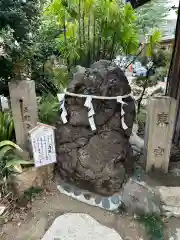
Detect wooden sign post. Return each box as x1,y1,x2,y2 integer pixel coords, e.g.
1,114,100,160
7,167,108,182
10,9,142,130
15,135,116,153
145,96,177,173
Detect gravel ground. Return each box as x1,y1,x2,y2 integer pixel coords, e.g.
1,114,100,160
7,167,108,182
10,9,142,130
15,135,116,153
1,177,180,240
0,180,146,240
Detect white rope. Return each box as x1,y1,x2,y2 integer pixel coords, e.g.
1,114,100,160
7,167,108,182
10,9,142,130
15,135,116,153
64,90,132,100
57,90,132,131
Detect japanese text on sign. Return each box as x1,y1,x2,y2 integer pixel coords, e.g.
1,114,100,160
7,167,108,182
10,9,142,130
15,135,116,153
29,124,56,167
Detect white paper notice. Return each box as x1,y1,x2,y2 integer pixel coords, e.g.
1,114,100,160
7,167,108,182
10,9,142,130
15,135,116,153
29,124,56,168
89,117,96,131
57,93,68,124
117,96,128,130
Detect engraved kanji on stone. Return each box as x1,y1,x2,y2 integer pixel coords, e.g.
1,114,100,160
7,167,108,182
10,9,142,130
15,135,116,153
24,107,28,113
156,112,169,126
24,115,30,121
25,123,31,130
154,147,165,157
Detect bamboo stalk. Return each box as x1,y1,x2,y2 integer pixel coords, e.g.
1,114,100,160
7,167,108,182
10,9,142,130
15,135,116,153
87,14,91,66
102,18,108,58
78,0,82,47
92,15,96,62
82,9,85,45
110,32,116,60
97,21,103,61
63,10,70,72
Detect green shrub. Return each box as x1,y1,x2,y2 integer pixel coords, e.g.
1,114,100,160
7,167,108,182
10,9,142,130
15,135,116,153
0,140,33,180
137,214,164,240
38,94,59,125
0,111,15,141
23,186,43,202
136,107,146,125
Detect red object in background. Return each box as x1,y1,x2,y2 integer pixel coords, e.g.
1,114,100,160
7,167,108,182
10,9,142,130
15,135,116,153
129,64,133,72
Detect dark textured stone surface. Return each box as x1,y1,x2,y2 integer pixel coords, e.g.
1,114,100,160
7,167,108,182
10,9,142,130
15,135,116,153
56,60,135,196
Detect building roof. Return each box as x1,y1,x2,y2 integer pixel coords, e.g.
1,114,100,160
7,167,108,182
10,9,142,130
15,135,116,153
161,35,174,43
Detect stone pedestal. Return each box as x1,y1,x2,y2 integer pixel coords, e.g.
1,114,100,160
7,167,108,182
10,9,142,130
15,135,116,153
10,165,54,197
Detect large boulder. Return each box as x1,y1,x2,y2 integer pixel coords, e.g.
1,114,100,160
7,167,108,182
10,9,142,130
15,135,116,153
56,60,136,196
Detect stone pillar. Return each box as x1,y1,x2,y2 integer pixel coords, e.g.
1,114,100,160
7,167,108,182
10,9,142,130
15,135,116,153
145,96,177,173
8,80,38,152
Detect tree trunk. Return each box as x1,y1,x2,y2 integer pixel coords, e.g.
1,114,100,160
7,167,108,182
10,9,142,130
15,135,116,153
166,1,180,145
137,85,146,114
125,45,145,69
0,97,2,112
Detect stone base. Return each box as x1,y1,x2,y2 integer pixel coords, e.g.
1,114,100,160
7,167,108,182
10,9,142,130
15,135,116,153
9,164,54,197
57,181,122,212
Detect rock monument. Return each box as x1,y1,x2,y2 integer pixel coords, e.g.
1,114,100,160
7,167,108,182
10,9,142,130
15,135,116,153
56,60,135,196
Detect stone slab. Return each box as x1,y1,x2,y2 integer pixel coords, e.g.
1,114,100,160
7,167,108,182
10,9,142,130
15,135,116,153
42,213,123,240
169,229,180,240
157,186,180,217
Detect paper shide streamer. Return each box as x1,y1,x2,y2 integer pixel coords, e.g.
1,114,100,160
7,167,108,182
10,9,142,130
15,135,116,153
84,96,96,131
57,90,131,131
57,92,68,124
117,96,128,130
